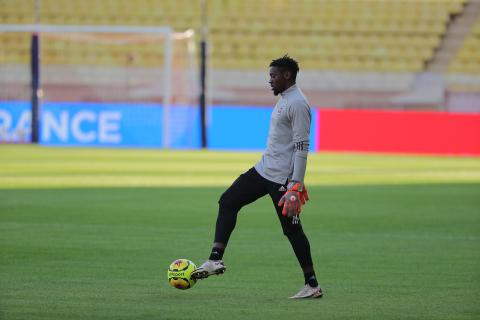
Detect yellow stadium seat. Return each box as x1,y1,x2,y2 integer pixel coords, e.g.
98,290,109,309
0,0,471,72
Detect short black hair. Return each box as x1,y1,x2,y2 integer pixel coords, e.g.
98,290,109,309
269,54,299,81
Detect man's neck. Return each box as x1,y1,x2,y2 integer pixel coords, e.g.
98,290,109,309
280,83,296,96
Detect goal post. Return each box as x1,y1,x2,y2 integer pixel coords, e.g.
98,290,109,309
0,24,198,148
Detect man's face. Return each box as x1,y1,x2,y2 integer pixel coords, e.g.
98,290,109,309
269,66,289,96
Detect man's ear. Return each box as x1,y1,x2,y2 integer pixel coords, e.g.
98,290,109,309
283,70,292,80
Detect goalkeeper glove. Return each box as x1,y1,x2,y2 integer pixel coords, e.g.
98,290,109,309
278,181,309,221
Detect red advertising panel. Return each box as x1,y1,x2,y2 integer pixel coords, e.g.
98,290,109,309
317,109,480,155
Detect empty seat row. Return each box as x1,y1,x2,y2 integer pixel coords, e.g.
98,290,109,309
0,0,472,73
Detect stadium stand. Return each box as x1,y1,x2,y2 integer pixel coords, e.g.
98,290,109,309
449,17,480,73
0,0,468,72
208,0,465,72
1,0,479,110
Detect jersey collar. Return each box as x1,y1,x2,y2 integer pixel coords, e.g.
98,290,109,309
280,84,297,97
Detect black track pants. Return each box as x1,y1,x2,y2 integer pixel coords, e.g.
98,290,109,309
214,167,314,268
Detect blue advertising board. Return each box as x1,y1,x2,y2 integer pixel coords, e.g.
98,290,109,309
40,102,163,147
207,105,317,151
0,101,201,148
1,101,316,150
0,101,31,143
207,105,272,150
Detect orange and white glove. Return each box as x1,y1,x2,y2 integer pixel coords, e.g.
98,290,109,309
278,181,309,224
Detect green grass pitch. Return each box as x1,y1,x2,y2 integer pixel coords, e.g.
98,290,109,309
1,145,479,320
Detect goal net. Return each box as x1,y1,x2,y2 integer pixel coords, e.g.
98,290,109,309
0,24,199,147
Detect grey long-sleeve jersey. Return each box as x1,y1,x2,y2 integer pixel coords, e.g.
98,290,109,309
254,84,311,185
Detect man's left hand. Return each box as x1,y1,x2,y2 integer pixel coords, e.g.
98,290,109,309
278,181,307,219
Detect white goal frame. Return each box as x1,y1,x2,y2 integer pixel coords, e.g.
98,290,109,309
0,24,195,148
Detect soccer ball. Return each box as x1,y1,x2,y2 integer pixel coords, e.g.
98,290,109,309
167,259,197,290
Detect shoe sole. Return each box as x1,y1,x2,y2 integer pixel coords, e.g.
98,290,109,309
289,290,324,299
191,267,226,280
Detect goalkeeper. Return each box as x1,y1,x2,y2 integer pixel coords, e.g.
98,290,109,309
192,55,323,299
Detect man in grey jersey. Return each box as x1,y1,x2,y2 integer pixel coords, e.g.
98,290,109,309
191,55,323,299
